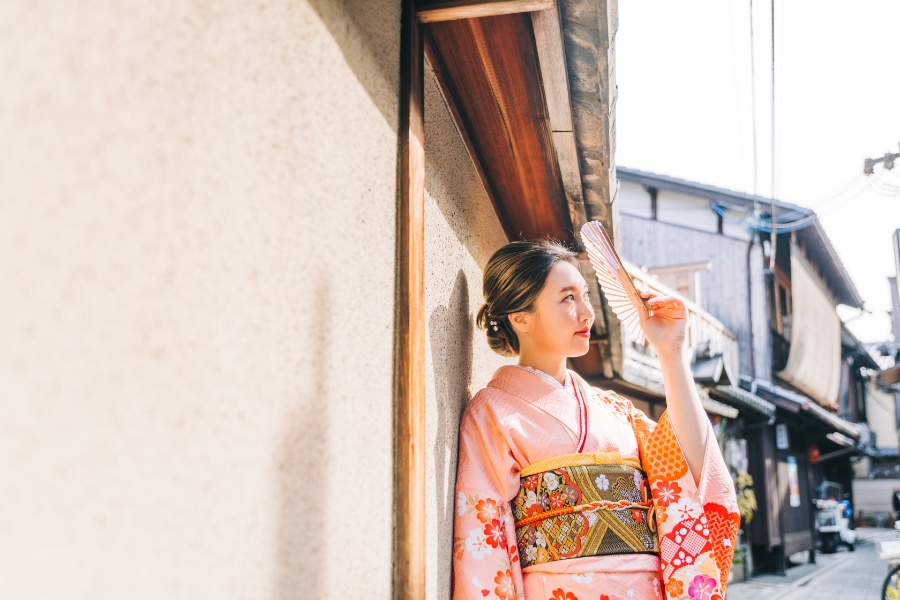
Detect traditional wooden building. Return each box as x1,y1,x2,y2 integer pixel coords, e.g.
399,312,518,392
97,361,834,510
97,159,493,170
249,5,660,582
614,167,868,575
854,231,900,523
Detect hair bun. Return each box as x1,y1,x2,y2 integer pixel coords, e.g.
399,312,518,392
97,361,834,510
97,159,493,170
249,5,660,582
476,303,516,356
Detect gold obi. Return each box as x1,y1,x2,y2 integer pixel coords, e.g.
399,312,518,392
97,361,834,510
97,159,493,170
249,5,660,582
511,452,659,568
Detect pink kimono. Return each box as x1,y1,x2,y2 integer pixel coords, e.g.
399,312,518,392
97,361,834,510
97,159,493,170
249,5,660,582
452,365,739,600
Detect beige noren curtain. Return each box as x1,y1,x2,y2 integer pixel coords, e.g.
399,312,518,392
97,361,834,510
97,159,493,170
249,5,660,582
776,242,841,409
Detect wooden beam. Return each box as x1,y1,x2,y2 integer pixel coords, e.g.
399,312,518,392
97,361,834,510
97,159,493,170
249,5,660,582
533,5,586,228
531,4,573,132
395,0,426,598
647,260,713,275
417,0,553,23
553,131,585,233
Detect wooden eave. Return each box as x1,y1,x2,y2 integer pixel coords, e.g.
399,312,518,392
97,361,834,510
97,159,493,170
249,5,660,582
422,9,573,242
419,0,622,380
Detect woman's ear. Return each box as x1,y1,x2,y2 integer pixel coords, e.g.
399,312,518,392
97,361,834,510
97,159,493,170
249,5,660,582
508,311,531,335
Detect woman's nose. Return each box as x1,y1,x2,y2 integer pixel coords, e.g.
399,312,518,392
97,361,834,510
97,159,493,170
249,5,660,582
579,299,594,321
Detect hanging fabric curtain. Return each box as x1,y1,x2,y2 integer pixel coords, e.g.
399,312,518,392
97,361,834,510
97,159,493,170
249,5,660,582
776,242,841,409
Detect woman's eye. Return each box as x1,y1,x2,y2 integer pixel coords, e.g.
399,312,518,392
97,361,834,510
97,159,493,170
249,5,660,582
564,294,574,301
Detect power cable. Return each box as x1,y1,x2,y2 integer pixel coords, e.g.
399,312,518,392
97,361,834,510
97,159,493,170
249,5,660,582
813,176,875,213
749,0,759,198
768,0,778,272
818,171,887,217
806,173,869,208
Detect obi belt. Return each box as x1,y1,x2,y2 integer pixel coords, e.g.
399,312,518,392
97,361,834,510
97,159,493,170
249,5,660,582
511,451,659,568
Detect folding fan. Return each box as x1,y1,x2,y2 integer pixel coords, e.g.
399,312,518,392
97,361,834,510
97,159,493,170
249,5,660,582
579,221,654,346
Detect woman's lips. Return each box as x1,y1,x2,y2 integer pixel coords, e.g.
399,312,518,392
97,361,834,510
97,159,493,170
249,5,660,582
575,330,590,338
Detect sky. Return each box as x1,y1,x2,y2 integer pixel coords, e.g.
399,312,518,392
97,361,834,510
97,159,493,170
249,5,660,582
615,0,900,344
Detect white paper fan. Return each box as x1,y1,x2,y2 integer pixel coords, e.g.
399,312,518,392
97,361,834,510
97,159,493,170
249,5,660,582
579,221,654,346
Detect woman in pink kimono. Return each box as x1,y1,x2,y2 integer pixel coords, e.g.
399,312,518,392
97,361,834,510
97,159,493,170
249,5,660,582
453,241,739,600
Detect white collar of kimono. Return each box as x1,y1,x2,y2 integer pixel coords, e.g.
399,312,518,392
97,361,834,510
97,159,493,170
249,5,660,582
513,364,575,395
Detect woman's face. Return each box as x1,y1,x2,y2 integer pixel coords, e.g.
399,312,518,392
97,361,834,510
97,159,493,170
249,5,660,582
514,260,595,358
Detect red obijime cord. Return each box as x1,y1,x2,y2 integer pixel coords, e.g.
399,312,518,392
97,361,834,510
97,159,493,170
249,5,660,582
571,373,588,452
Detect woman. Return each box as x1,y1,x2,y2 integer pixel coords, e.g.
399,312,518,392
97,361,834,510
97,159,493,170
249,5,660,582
453,240,739,600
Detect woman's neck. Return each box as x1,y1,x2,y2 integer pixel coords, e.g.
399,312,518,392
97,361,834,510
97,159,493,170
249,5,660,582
517,351,568,385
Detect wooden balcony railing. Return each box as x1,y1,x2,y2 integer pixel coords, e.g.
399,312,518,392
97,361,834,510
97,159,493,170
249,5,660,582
620,260,741,392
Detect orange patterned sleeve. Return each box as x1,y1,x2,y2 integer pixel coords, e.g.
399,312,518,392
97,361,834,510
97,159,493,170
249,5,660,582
603,390,740,600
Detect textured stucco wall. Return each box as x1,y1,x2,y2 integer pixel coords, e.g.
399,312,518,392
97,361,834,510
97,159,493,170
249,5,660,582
0,1,399,598
423,64,513,599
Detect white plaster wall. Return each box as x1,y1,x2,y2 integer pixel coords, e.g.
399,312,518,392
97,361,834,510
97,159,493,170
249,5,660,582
0,1,399,598
422,64,514,600
866,380,900,449
657,190,718,233
721,206,753,241
852,478,900,516
618,180,653,219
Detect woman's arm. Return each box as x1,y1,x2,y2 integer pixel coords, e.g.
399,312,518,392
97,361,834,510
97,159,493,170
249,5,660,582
657,348,708,486
635,287,709,485
452,398,523,600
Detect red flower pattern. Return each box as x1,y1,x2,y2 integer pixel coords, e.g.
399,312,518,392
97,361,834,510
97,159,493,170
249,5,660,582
549,492,566,509
653,480,682,508
508,543,519,563
494,569,515,600
475,498,501,524
483,519,505,548
549,589,578,600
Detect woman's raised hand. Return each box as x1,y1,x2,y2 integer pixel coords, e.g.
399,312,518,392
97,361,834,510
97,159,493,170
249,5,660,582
635,286,688,355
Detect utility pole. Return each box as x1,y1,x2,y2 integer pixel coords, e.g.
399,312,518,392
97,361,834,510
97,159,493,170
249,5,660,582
864,142,900,175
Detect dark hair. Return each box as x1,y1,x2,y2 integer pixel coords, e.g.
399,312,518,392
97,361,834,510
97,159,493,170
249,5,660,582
476,240,580,356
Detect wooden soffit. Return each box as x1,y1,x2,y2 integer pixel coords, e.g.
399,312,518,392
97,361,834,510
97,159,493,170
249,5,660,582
418,0,621,382
420,4,574,243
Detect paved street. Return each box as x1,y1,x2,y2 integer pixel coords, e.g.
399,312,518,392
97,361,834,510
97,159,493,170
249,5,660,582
726,528,900,600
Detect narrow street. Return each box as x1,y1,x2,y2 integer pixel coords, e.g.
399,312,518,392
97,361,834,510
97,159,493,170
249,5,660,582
727,528,900,600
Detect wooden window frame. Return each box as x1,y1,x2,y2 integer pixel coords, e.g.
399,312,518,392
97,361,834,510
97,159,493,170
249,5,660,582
395,1,425,599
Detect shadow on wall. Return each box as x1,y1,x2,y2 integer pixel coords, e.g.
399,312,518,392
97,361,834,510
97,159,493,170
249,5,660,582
306,0,401,131
429,270,474,595
279,276,331,600
423,62,508,271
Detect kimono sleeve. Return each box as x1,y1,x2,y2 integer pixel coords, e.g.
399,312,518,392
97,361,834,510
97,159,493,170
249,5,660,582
607,390,741,600
452,399,523,600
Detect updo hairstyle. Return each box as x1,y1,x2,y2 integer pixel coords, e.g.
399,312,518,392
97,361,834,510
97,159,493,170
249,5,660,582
476,240,580,356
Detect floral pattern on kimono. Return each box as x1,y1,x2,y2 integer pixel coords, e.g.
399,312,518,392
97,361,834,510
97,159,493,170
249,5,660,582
451,366,739,600
605,386,741,599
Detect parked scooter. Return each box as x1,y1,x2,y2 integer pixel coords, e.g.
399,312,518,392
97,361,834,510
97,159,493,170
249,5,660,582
815,481,856,553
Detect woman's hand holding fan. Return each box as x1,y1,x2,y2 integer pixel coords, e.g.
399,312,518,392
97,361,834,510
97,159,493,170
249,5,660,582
634,288,688,354
579,221,688,353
